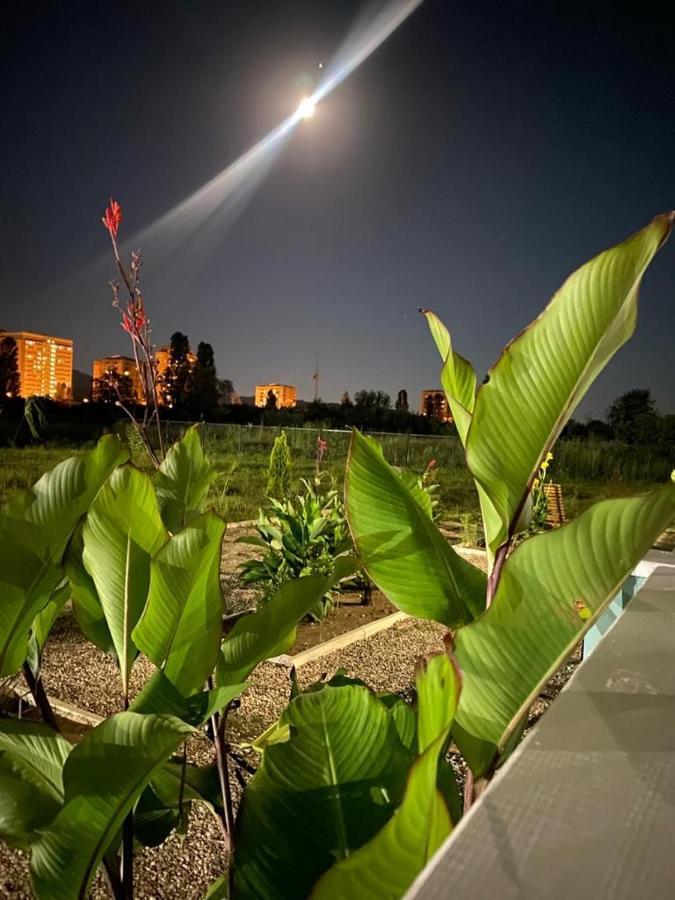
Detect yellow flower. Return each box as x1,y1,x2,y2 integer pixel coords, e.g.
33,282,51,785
540,460,549,472
546,451,554,462
532,477,540,491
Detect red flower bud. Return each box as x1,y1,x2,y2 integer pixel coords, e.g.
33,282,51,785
101,198,122,239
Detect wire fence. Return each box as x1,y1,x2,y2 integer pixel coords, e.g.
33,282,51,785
158,420,463,469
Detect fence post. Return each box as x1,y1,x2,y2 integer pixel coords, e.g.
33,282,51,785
405,432,411,467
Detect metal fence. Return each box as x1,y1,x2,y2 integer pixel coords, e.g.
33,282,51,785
156,420,464,469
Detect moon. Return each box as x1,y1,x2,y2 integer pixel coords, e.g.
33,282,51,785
297,96,316,119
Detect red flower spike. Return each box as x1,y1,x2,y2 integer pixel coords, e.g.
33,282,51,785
101,198,123,239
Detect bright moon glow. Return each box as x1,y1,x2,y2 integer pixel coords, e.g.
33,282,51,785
297,96,316,119
102,0,425,272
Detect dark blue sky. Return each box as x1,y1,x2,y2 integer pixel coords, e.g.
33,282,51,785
1,0,673,415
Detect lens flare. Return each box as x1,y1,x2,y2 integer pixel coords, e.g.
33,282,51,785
99,0,425,270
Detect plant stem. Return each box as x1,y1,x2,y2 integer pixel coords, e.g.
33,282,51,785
22,662,59,732
210,704,235,853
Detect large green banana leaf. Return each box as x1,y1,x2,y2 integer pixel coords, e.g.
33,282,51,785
65,523,114,655
312,652,461,899
465,213,673,557
2,434,128,563
0,437,128,676
155,425,216,533
26,581,70,670
133,512,226,694
454,479,675,776
217,558,357,686
346,430,486,625
0,520,63,676
0,720,72,848
82,465,167,698
30,711,192,900
231,682,413,900
421,309,476,445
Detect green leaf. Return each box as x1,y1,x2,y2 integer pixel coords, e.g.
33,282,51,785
65,523,114,655
453,481,675,776
26,580,70,670
0,720,72,848
131,669,246,726
152,760,223,816
465,213,673,557
204,875,229,899
231,682,412,900
217,559,357,686
0,521,63,677
421,308,476,445
82,466,167,698
345,431,486,626
134,782,185,848
133,512,226,694
312,652,461,899
30,712,192,900
156,425,216,532
2,435,129,563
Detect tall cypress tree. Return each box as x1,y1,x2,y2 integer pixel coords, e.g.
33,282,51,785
189,342,219,416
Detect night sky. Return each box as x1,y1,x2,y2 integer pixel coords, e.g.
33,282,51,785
1,0,674,416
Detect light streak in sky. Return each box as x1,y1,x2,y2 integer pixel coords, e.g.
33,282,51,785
130,0,425,252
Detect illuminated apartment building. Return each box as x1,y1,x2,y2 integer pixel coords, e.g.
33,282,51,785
92,355,143,402
255,383,297,408
419,389,452,422
0,330,73,399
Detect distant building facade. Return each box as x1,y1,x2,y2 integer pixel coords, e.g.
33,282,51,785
92,355,143,402
255,383,297,408
0,330,73,399
419,389,452,422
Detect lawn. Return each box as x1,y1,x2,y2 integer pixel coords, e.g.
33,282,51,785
1,424,671,541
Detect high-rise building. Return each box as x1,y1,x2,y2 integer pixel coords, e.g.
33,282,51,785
419,389,452,422
0,330,73,399
92,355,143,402
255,383,297,408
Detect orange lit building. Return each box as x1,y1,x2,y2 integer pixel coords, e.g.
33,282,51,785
420,389,452,422
255,383,297,408
92,355,143,402
0,330,73,399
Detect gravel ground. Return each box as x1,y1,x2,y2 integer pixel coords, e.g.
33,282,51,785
1,540,584,900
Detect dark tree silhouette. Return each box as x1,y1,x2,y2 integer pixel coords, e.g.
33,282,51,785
340,391,353,407
607,388,657,444
93,369,135,405
163,332,193,408
189,341,218,416
265,389,278,410
0,336,20,397
395,389,409,412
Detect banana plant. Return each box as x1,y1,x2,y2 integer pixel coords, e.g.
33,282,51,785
346,213,675,793
0,425,353,897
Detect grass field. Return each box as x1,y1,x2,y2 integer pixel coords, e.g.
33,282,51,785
1,423,671,539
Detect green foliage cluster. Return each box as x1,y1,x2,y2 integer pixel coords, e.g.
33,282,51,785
239,474,354,620
265,431,292,499
0,424,353,897
0,216,674,899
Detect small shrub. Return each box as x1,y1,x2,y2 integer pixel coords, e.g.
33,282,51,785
240,474,353,620
265,432,292,499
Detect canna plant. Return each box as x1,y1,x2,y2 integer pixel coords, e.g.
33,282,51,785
0,425,354,898
228,213,675,896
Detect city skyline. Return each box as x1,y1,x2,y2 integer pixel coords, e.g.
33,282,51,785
2,1,674,416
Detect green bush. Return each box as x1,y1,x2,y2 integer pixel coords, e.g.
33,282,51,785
239,474,354,620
